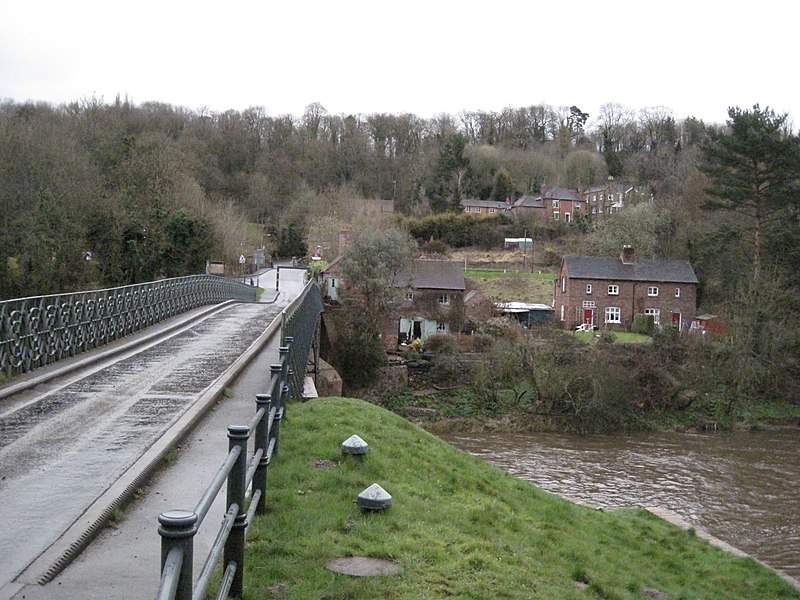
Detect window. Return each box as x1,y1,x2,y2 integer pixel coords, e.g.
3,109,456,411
552,199,560,208
474,207,481,213
489,207,496,213
608,284,619,295
464,206,470,212
560,304,565,321
561,277,566,293
330,278,336,288
553,212,560,220
605,307,621,323
675,287,681,298
586,284,592,295
405,292,414,302
645,308,661,325
438,293,450,305
565,212,571,223
436,321,449,332
648,286,659,297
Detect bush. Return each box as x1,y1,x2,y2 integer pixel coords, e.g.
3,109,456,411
471,333,494,352
430,355,461,384
632,313,655,335
333,325,388,390
424,333,458,355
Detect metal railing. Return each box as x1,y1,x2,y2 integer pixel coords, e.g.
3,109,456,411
156,282,324,600
282,280,325,399
0,275,256,377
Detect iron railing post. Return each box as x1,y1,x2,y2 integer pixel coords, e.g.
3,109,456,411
254,393,271,515
269,365,284,457
158,509,198,600
224,424,249,599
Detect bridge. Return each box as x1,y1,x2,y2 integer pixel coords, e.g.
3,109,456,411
0,267,322,600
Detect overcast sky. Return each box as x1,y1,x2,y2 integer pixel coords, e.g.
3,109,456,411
1,0,797,129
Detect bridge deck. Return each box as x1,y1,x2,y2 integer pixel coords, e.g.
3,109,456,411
0,268,307,600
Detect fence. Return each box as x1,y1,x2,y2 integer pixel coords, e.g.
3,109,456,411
156,282,324,600
0,275,256,377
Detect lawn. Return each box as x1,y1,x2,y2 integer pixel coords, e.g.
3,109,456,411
465,269,556,305
572,330,653,344
240,397,798,599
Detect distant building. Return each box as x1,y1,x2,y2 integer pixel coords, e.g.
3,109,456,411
460,198,512,216
554,246,698,331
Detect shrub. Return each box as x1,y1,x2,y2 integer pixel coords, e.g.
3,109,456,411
632,313,655,335
471,333,494,352
424,333,458,355
333,325,388,389
430,355,461,384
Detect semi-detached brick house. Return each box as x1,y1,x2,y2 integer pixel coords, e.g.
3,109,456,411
555,246,698,331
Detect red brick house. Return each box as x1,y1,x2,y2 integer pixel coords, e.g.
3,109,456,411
387,259,466,349
510,186,586,223
554,246,698,332
459,198,512,217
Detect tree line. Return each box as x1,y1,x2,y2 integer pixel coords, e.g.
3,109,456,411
0,96,794,299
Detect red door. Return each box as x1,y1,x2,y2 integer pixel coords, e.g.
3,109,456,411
671,312,681,328
583,309,594,327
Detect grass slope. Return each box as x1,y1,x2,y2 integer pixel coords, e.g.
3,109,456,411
244,397,798,599
465,270,555,305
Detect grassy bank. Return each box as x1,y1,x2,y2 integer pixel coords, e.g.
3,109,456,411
243,397,797,599
465,269,555,304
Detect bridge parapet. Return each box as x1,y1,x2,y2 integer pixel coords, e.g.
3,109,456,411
0,275,256,377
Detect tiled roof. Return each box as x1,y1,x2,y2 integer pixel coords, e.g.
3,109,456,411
512,195,545,208
460,198,510,210
398,259,465,290
545,187,581,201
565,256,698,283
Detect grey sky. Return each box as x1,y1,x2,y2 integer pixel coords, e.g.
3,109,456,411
1,0,797,128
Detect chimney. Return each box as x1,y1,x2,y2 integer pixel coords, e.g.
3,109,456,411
621,245,635,265
339,228,353,255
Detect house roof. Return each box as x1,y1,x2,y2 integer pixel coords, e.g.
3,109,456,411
512,195,545,209
564,256,698,284
398,259,465,291
544,187,581,201
460,198,510,210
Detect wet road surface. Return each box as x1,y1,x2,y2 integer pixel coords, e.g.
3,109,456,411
0,301,283,589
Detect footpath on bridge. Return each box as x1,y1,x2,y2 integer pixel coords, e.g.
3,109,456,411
1,269,309,600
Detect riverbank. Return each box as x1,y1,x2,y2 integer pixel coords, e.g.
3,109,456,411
242,397,798,599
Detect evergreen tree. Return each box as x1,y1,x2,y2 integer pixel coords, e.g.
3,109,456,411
699,105,800,280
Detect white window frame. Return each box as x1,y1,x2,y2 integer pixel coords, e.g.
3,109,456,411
464,206,471,212
675,287,681,298
605,307,621,324
560,304,565,321
438,293,450,305
565,212,571,223
608,284,619,295
586,284,592,295
561,277,566,293
489,207,496,213
436,321,449,332
405,292,414,302
645,308,661,325
552,199,560,208
474,207,481,213
647,286,659,297
553,212,560,220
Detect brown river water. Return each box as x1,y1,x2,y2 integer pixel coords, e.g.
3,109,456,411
439,429,800,579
